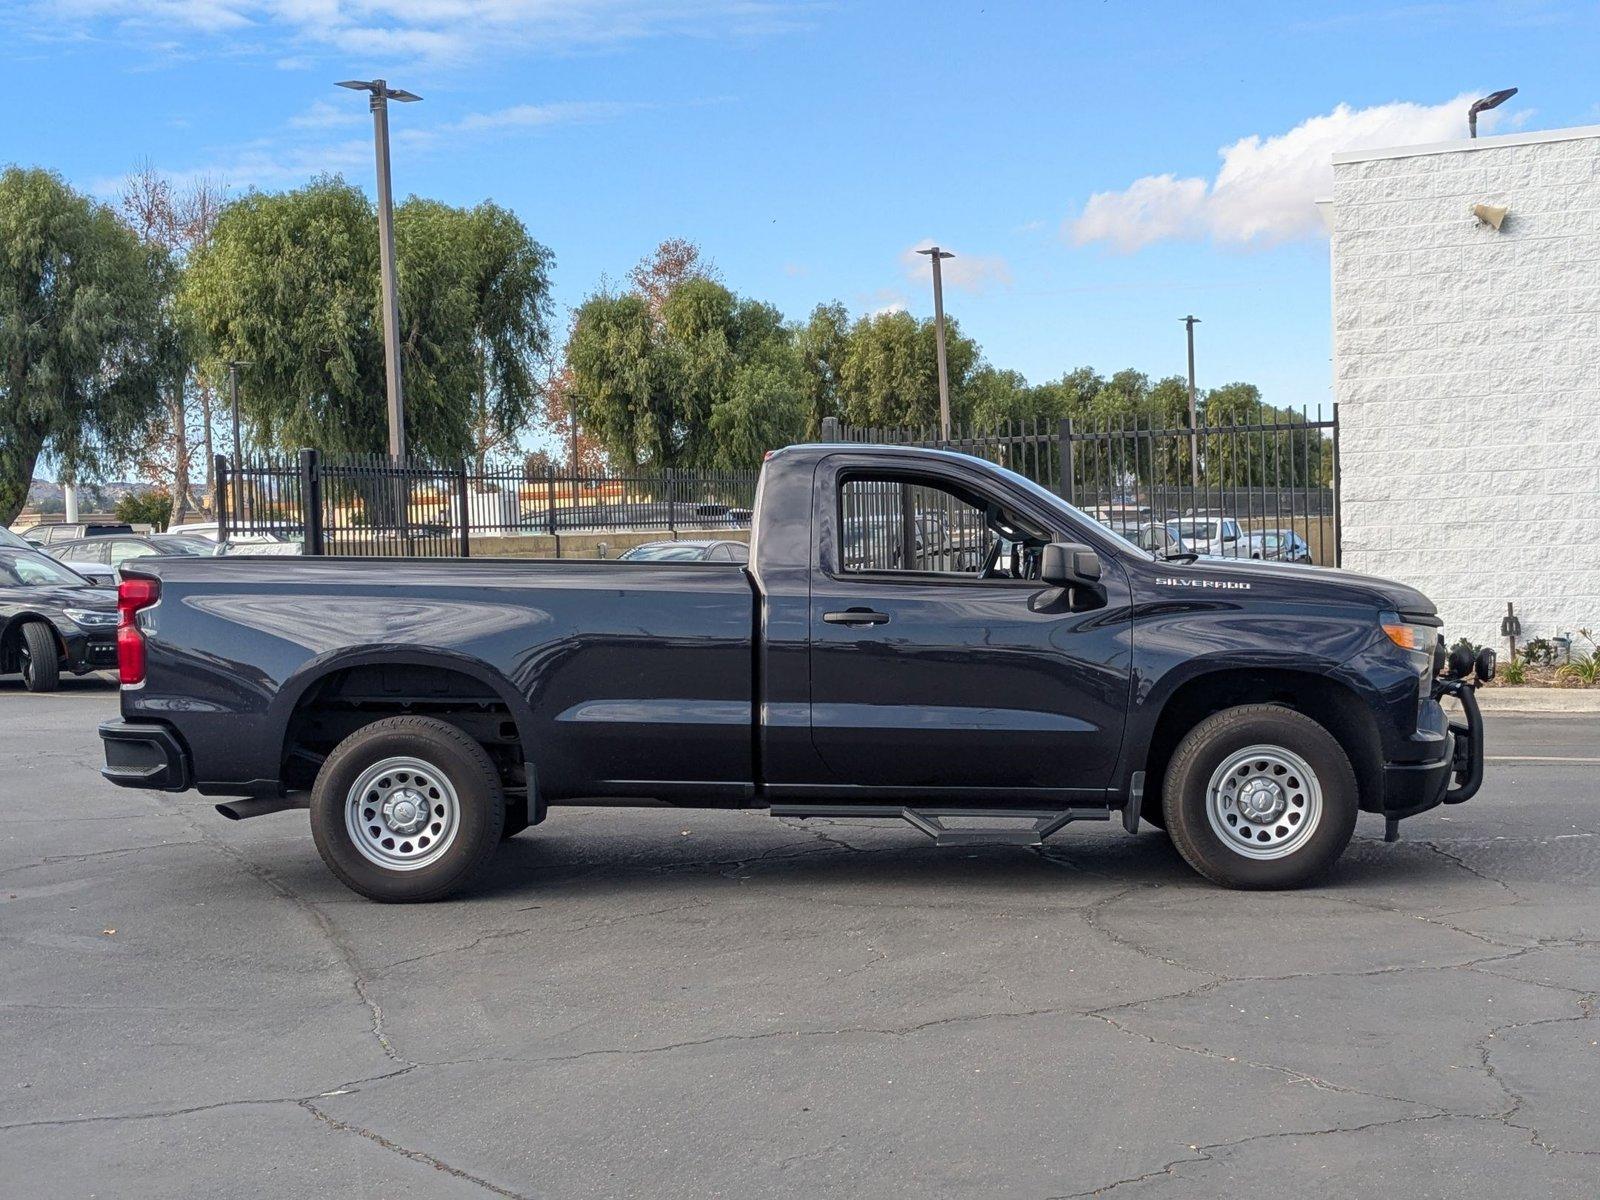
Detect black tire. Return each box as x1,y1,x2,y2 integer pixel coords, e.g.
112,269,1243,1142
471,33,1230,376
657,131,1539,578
20,622,61,693
309,716,505,903
1162,704,1357,889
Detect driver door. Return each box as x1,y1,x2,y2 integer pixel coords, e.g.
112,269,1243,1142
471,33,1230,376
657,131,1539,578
807,459,1132,801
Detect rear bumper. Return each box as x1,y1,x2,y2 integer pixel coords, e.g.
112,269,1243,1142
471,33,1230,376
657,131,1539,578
1381,681,1484,820
99,719,191,791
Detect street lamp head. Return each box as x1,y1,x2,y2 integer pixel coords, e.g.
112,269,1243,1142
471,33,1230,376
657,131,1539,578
336,79,422,102
1467,87,1517,137
916,246,955,260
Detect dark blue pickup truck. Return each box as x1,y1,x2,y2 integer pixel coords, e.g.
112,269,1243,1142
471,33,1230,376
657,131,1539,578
100,444,1489,902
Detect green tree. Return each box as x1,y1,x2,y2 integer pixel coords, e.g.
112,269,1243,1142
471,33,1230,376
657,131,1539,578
0,168,163,525
181,178,552,462
962,365,1032,428
796,302,849,437
835,309,979,428
565,261,805,469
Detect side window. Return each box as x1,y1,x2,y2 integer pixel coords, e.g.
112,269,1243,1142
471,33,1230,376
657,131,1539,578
727,542,750,564
112,541,158,567
838,475,991,576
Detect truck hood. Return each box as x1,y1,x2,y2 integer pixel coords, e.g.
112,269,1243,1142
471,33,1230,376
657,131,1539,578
1155,556,1436,617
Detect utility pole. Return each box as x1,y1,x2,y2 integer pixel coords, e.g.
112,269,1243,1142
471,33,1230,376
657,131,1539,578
1182,315,1201,489
338,78,421,461
917,246,955,441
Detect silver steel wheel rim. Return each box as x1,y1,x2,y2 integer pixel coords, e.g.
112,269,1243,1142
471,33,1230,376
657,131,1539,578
344,756,461,871
1205,743,1323,861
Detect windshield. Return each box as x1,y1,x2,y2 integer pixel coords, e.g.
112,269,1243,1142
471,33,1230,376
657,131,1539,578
0,551,87,588
147,535,213,556
0,527,33,551
620,543,706,561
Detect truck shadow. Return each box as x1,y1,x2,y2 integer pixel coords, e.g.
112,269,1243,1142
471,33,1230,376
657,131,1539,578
469,827,1203,902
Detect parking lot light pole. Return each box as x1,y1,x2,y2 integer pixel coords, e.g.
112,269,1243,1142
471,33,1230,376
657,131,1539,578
1182,315,1201,490
338,78,421,462
917,246,955,442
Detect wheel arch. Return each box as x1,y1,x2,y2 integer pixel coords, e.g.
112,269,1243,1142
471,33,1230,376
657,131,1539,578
0,613,65,671
270,646,540,797
1138,666,1384,821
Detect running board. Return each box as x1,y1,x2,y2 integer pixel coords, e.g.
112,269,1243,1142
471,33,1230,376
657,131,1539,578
769,804,1111,847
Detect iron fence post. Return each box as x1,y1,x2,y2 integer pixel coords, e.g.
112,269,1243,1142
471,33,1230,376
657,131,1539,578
215,454,230,538
668,468,678,534
457,460,471,557
545,466,557,535
1057,418,1075,503
821,415,841,442
1331,402,1342,567
300,448,324,555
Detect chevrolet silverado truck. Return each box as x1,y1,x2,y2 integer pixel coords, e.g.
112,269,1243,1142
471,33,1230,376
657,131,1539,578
99,444,1490,902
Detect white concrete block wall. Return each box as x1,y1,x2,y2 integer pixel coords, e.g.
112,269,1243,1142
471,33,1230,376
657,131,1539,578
1331,126,1600,653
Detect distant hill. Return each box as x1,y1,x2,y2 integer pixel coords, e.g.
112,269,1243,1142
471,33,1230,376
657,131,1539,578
24,479,156,516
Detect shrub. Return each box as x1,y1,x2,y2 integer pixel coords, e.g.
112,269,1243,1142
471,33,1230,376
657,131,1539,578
1499,656,1528,685
115,489,172,531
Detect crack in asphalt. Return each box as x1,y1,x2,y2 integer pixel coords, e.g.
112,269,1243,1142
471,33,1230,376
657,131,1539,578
298,1099,536,1199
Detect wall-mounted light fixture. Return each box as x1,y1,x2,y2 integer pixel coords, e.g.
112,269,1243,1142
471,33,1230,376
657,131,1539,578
1472,203,1510,231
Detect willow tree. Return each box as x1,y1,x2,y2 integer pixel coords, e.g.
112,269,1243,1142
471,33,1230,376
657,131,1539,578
180,177,552,462
0,168,163,524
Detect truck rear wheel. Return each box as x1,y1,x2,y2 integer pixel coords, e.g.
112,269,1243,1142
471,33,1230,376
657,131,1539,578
309,716,505,903
1162,704,1357,889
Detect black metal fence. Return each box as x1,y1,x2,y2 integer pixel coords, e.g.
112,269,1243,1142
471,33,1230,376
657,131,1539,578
823,409,1340,566
216,451,759,557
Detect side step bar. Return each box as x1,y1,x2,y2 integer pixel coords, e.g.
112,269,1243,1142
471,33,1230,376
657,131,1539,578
769,804,1112,847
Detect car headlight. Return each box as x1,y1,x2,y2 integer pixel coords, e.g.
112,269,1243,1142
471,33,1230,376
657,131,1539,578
63,608,118,629
1380,612,1439,691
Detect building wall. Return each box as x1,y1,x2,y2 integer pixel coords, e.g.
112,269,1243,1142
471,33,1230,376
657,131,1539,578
1331,126,1600,651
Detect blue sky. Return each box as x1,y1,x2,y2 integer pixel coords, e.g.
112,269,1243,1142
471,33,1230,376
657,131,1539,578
6,1,1599,420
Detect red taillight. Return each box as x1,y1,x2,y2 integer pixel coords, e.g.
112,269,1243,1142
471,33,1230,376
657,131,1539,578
117,577,160,686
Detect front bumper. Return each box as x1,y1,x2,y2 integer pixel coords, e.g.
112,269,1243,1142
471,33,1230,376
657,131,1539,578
100,719,191,791
1381,679,1484,823
61,626,118,674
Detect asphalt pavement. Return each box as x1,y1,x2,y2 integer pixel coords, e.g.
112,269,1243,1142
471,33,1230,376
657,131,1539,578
2,676,1596,1199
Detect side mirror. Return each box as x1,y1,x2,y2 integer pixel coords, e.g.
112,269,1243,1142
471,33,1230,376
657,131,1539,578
1040,542,1102,588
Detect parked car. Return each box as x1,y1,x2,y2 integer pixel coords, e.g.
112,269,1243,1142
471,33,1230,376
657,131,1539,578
100,443,1486,902
1166,515,1245,557
618,540,749,563
1,526,113,585
1246,529,1313,564
0,547,118,691
19,521,134,546
217,537,305,557
1130,522,1192,559
48,533,216,575
168,523,295,548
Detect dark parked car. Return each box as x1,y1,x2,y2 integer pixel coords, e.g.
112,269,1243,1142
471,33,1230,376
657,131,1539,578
19,521,135,546
0,547,118,691
617,539,749,563
48,533,215,574
101,444,1487,902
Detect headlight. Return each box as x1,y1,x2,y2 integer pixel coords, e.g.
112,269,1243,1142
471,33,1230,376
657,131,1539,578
63,608,118,629
1381,612,1438,690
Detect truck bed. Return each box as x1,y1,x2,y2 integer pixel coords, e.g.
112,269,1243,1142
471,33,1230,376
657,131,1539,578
125,555,756,801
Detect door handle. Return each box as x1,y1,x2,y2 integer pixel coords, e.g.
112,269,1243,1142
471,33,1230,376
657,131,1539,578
823,608,890,626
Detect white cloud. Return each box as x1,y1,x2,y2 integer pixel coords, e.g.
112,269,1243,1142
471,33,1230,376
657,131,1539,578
1069,94,1514,252
900,240,1013,295
449,100,646,133
36,0,819,62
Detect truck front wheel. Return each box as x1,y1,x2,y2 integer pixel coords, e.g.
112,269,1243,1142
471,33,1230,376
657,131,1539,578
1162,704,1357,889
309,716,505,902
